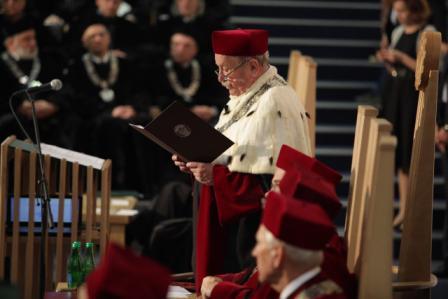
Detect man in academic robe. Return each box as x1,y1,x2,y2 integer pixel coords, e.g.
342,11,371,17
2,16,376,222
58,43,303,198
173,29,312,291
149,27,227,123
251,192,347,299
200,145,356,299
65,0,142,61
0,18,68,146
66,23,154,193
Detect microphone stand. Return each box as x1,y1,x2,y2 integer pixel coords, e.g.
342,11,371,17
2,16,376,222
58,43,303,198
25,91,54,299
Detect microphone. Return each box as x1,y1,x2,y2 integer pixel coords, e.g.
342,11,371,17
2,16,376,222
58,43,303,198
20,79,63,94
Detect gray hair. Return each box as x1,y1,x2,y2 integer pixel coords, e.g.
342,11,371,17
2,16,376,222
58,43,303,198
263,227,323,267
240,51,270,67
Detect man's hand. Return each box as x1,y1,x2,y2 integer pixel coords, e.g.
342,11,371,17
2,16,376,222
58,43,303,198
112,105,136,119
18,100,57,119
191,105,217,122
172,155,192,174
201,276,223,298
436,128,448,153
187,162,214,185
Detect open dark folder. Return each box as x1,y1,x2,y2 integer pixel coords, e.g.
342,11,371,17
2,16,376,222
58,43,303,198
130,101,234,163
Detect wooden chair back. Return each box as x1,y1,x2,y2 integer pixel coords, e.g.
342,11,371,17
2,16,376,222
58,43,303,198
357,120,396,299
0,136,111,298
344,105,378,272
395,31,441,299
287,50,317,156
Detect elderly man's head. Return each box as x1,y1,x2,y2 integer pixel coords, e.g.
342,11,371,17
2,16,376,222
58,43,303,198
214,53,269,96
253,192,334,289
1,0,26,18
175,0,203,19
96,0,121,18
4,21,38,59
170,32,198,65
82,24,111,56
253,224,323,284
212,29,270,97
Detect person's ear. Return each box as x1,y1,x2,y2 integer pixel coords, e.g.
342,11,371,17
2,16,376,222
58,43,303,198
271,245,283,269
4,36,14,50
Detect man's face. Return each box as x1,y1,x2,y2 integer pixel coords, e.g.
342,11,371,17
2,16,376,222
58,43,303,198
170,33,198,64
176,0,199,18
252,225,279,283
82,25,111,55
96,0,121,17
7,29,38,59
2,0,26,17
214,54,252,96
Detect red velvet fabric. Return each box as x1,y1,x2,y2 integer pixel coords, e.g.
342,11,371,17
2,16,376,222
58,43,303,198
276,145,342,186
213,165,263,225
212,271,278,299
86,243,171,299
322,233,357,299
279,170,342,220
212,29,269,56
196,166,264,292
262,192,334,250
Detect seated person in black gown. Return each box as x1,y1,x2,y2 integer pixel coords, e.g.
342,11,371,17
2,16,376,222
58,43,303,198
155,0,231,60
148,26,227,123
66,23,155,193
65,0,143,62
0,18,68,146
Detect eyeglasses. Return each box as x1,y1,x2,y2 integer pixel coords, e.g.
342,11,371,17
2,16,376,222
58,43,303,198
214,59,248,81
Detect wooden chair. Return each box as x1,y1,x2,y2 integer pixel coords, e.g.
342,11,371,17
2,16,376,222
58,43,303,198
344,105,378,273
0,136,112,298
287,50,317,156
394,31,441,299
287,50,301,87
356,119,396,299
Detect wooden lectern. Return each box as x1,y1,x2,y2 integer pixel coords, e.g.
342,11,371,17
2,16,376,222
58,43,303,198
0,136,111,298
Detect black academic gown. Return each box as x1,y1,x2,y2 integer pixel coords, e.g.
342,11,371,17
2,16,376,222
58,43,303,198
0,51,68,146
66,54,155,193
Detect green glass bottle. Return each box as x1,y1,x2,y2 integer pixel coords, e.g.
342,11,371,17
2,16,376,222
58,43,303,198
67,241,82,288
82,242,96,282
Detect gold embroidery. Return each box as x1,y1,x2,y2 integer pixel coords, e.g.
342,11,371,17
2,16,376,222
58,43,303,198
295,280,343,299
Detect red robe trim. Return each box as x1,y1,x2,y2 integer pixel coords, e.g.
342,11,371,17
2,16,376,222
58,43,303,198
196,165,264,292
212,271,278,299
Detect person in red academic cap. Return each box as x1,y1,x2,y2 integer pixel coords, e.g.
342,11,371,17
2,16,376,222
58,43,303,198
172,29,312,291
77,243,171,299
253,192,347,299
200,146,356,299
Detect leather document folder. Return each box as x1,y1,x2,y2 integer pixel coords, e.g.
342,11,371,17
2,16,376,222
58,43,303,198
130,101,234,163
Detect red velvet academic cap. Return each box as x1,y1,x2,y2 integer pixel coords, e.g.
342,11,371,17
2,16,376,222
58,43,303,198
212,29,269,56
262,192,334,250
86,243,171,299
279,170,341,220
276,145,342,186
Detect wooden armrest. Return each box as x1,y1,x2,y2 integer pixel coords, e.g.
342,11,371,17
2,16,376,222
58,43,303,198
392,274,438,292
172,272,194,280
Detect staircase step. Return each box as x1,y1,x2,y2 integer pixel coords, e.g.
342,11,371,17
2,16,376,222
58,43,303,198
231,1,380,21
267,38,378,60
317,80,377,101
230,18,381,40
272,57,383,82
